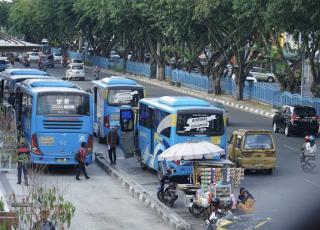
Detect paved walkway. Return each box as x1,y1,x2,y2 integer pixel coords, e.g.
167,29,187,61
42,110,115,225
0,163,171,230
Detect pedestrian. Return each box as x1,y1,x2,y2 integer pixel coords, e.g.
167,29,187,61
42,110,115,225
16,141,29,186
107,126,119,165
76,142,90,180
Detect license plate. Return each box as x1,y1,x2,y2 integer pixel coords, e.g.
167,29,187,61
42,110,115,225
39,136,54,145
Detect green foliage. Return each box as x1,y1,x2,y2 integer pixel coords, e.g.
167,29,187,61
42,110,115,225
0,197,4,212
11,185,75,229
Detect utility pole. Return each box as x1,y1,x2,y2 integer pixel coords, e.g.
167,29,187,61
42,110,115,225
300,33,305,99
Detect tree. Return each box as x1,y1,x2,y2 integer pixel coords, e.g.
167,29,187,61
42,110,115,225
263,0,320,95
0,1,11,31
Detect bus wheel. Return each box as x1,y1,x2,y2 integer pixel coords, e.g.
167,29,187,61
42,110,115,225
140,161,147,170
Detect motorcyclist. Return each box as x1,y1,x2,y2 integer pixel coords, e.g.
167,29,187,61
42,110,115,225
62,56,68,67
94,66,101,80
301,135,316,163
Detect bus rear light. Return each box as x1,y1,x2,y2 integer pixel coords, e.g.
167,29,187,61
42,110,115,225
87,134,93,152
31,134,41,155
104,115,110,128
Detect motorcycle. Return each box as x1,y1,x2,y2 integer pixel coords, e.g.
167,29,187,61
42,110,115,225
22,58,30,67
204,213,272,230
157,169,178,207
300,151,316,172
38,61,46,71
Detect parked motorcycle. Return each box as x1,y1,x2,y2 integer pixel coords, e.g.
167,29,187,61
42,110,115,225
38,61,46,71
204,213,271,230
157,168,178,207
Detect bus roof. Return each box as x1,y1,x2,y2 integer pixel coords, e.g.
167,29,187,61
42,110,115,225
140,96,218,113
1,68,50,77
15,79,83,94
92,76,142,88
1,74,54,81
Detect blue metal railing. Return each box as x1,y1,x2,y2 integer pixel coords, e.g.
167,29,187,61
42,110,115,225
52,48,320,114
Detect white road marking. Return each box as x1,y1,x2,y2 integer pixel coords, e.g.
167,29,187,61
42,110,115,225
304,178,320,189
284,145,300,152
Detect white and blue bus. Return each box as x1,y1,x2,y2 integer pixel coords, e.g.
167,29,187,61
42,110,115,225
0,69,53,105
136,96,227,178
90,76,144,154
14,79,93,165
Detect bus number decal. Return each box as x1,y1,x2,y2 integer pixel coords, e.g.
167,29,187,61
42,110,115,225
184,115,216,131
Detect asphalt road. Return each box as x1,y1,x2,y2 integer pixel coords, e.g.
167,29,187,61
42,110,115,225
8,63,320,229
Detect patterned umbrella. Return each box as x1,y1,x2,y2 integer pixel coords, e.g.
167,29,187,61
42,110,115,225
158,140,225,161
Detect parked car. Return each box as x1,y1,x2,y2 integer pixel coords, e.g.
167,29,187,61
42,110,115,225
27,52,41,63
65,64,85,81
228,129,276,174
249,67,276,83
272,105,319,136
211,101,230,125
69,58,84,66
53,52,63,63
109,51,120,62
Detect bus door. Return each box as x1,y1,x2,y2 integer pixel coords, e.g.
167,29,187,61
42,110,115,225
119,108,135,158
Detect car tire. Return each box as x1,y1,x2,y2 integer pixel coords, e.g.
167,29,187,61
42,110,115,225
273,122,279,133
284,125,291,137
267,77,274,83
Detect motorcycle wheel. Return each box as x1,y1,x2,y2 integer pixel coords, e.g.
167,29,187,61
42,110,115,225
157,190,164,203
191,203,203,218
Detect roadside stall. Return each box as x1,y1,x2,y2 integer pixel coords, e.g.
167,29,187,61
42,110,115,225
158,141,244,217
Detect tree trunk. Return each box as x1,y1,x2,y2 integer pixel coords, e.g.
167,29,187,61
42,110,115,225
236,81,244,100
214,75,222,95
309,57,319,84
156,41,165,80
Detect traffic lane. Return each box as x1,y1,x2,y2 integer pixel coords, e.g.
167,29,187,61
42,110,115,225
4,163,171,230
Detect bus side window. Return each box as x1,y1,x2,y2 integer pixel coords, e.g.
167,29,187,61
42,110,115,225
139,103,153,129
153,109,171,138
236,136,242,149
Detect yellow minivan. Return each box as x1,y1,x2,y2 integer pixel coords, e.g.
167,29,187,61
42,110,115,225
227,129,276,174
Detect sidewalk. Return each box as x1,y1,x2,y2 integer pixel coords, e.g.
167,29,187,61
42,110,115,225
86,66,275,119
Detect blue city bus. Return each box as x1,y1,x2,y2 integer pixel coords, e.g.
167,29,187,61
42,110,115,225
14,79,93,165
136,96,227,178
0,69,53,105
90,76,144,153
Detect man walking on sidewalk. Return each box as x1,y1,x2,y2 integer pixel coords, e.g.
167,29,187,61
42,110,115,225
107,126,119,165
76,142,90,180
16,141,29,186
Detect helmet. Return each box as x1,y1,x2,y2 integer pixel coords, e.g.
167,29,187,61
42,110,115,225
304,136,310,142
212,198,221,208
309,135,315,141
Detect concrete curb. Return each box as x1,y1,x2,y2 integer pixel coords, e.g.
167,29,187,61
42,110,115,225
86,66,275,119
95,153,191,230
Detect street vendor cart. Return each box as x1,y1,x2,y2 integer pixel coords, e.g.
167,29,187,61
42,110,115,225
158,141,244,219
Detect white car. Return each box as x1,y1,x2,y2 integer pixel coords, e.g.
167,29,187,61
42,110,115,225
249,67,276,83
65,64,85,81
53,53,63,63
211,101,230,125
69,58,84,66
27,52,41,63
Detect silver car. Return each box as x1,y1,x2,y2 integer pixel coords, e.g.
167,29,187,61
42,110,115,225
249,67,276,83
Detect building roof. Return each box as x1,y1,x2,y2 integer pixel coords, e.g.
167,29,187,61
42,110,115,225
0,32,41,51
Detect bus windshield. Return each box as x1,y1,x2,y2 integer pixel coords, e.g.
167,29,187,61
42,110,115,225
37,93,90,115
107,88,143,107
176,111,224,136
